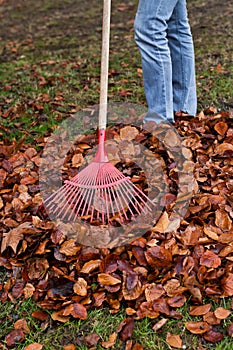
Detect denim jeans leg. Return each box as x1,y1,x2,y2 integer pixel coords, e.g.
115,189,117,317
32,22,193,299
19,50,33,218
134,0,196,122
168,0,197,115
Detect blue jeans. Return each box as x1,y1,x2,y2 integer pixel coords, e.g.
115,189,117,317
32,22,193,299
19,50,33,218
134,0,197,122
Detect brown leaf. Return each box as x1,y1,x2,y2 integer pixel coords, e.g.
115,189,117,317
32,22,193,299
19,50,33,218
72,153,83,167
164,130,180,147
6,329,25,347
101,332,117,349
27,258,49,280
167,295,186,308
137,301,160,319
98,273,121,286
51,311,70,323
215,209,232,230
118,318,135,341
214,121,228,135
14,318,30,333
200,251,221,268
59,239,81,256
215,142,233,154
80,259,101,273
85,333,100,347
186,321,210,334
73,278,88,296
63,345,76,350
145,283,165,302
99,254,118,273
0,196,4,209
228,323,233,337
214,307,231,320
145,246,172,268
131,246,147,266
93,291,105,307
152,318,168,332
24,344,43,350
152,298,170,316
62,303,87,320
203,311,221,325
166,332,182,349
125,340,133,350
178,225,201,246
126,272,138,291
31,310,49,322
23,283,35,299
122,272,143,300
72,303,87,320
0,168,7,188
153,212,169,233
132,344,144,350
164,279,187,297
189,304,211,316
1,222,37,253
203,330,224,343
221,273,233,296
120,125,139,140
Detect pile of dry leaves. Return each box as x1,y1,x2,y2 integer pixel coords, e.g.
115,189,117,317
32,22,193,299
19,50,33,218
0,108,233,349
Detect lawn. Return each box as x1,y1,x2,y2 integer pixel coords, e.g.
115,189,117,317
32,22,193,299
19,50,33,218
0,0,233,349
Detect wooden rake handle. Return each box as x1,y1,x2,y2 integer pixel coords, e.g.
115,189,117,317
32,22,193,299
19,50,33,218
99,0,111,130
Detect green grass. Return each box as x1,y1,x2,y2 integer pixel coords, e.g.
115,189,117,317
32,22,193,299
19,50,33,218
0,294,233,350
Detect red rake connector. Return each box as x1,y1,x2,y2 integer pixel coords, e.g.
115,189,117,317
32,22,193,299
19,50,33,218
93,129,109,163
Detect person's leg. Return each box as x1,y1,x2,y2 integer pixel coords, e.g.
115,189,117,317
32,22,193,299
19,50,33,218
134,0,179,122
168,0,197,116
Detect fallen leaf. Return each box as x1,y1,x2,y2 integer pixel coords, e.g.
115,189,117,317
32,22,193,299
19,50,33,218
62,303,87,320
166,332,182,349
132,344,144,350
164,279,187,297
98,273,121,286
101,332,117,349
51,311,70,323
214,121,228,135
59,239,81,256
203,312,221,325
200,251,221,268
186,321,210,334
23,283,35,298
152,318,168,332
168,295,187,308
120,126,139,141
153,212,169,233
118,318,135,341
63,345,76,350
214,307,231,320
221,273,233,296
215,209,232,230
31,310,49,322
228,323,233,337
145,246,172,268
145,283,165,302
14,318,30,333
203,330,224,343
80,259,101,273
73,278,88,296
189,304,211,316
24,344,43,350
85,333,100,347
215,142,233,154
6,329,25,347
72,153,84,167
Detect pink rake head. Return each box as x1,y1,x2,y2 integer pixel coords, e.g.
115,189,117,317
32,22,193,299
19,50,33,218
44,130,155,224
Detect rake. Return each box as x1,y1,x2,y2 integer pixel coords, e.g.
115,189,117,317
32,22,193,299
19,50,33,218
44,0,155,224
